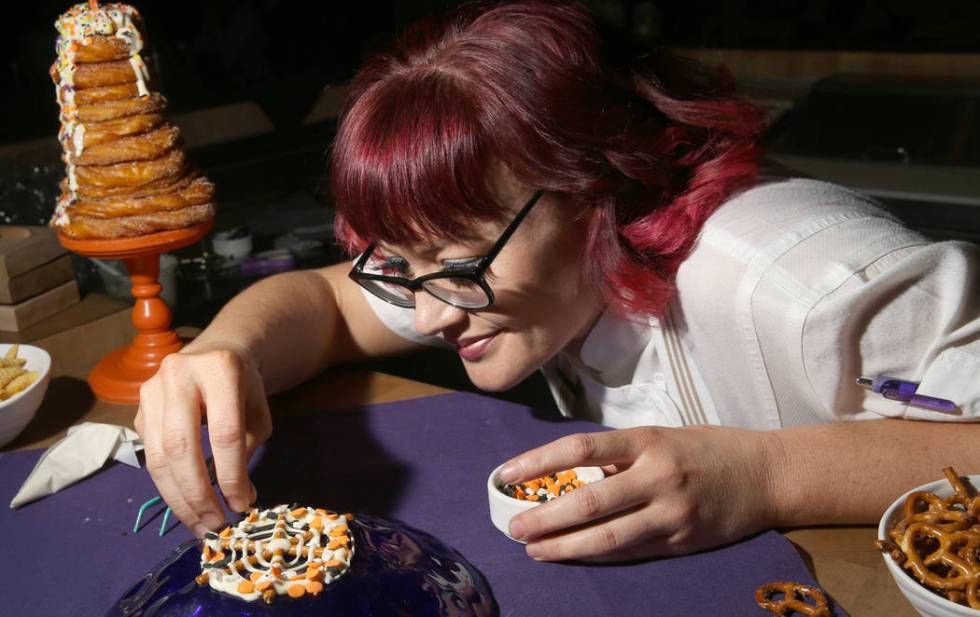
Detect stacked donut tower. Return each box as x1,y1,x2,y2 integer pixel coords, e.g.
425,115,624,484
50,0,215,239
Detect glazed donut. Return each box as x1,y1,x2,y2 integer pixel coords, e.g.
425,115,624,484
73,59,137,89
68,123,179,166
78,92,166,123
59,203,215,239
73,36,132,63
74,82,140,105
73,147,186,189
62,170,196,200
71,176,214,218
81,112,164,148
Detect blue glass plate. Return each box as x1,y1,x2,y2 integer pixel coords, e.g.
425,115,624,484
106,514,498,616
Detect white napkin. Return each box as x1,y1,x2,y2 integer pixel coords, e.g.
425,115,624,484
10,422,144,509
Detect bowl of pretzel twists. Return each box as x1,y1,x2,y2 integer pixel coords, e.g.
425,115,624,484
0,344,51,448
876,467,980,616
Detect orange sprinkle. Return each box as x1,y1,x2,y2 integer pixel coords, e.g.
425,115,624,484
203,545,213,560
289,575,305,581
287,584,306,598
328,524,349,537
255,579,273,592
211,552,225,562
527,494,540,502
315,508,329,516
270,566,282,578
325,512,339,520
237,580,255,594
247,510,259,523
310,516,324,530
323,560,343,568
335,535,350,546
344,513,354,521
326,539,342,550
195,573,209,586
250,571,263,583
306,580,324,595
306,569,323,581
290,507,308,518
307,561,322,570
219,526,233,538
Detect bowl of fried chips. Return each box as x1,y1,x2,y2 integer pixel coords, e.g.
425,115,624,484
877,468,980,617
0,344,51,448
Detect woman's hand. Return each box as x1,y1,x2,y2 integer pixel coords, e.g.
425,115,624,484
499,426,781,562
134,342,272,537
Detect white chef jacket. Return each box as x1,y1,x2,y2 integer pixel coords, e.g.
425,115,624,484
360,179,980,430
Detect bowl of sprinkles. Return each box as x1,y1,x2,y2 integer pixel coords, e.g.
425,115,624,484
487,464,604,542
196,504,354,604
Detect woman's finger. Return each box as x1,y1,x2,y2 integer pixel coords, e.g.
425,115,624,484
138,378,202,535
524,503,681,562
499,430,643,484
158,362,224,535
201,358,251,513
508,469,648,541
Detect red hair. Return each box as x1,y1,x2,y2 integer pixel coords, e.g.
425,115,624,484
331,1,764,316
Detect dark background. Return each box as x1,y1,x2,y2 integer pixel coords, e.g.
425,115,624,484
4,0,980,143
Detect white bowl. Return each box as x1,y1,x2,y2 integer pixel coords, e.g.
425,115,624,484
877,473,980,617
487,463,604,542
0,344,52,449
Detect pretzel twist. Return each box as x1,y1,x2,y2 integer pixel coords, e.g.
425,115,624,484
876,467,980,610
755,582,831,617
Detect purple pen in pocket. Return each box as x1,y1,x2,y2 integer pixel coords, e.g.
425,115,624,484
856,376,959,412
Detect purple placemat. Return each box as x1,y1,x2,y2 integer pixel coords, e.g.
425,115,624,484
0,391,848,616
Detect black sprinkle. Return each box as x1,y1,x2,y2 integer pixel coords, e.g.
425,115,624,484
204,532,219,540
204,556,231,569
249,532,274,541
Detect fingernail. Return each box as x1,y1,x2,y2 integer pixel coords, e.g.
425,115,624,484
201,512,223,530
525,542,543,559
509,519,526,540
499,465,518,483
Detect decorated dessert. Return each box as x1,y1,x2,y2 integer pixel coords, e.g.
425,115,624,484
196,505,354,604
107,507,498,616
50,1,215,239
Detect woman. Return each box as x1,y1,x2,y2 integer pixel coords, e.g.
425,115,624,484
136,1,980,562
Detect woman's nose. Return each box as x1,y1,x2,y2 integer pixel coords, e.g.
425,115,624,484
414,290,467,337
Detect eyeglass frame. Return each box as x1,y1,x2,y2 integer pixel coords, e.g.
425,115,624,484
348,189,546,310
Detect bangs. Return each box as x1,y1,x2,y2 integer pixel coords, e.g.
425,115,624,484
331,70,507,251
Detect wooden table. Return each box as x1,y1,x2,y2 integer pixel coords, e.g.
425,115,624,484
2,339,914,617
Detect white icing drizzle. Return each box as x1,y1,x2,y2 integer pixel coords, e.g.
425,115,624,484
199,505,355,604
129,53,149,96
50,3,147,228
72,123,86,156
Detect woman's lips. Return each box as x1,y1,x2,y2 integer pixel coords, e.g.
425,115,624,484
454,331,500,361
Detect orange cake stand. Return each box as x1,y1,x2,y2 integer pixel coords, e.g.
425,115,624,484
58,221,213,404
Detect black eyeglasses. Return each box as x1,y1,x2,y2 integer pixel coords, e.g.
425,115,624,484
349,190,545,310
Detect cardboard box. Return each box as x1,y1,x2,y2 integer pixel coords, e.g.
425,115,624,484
0,254,75,304
0,226,67,280
0,280,80,331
